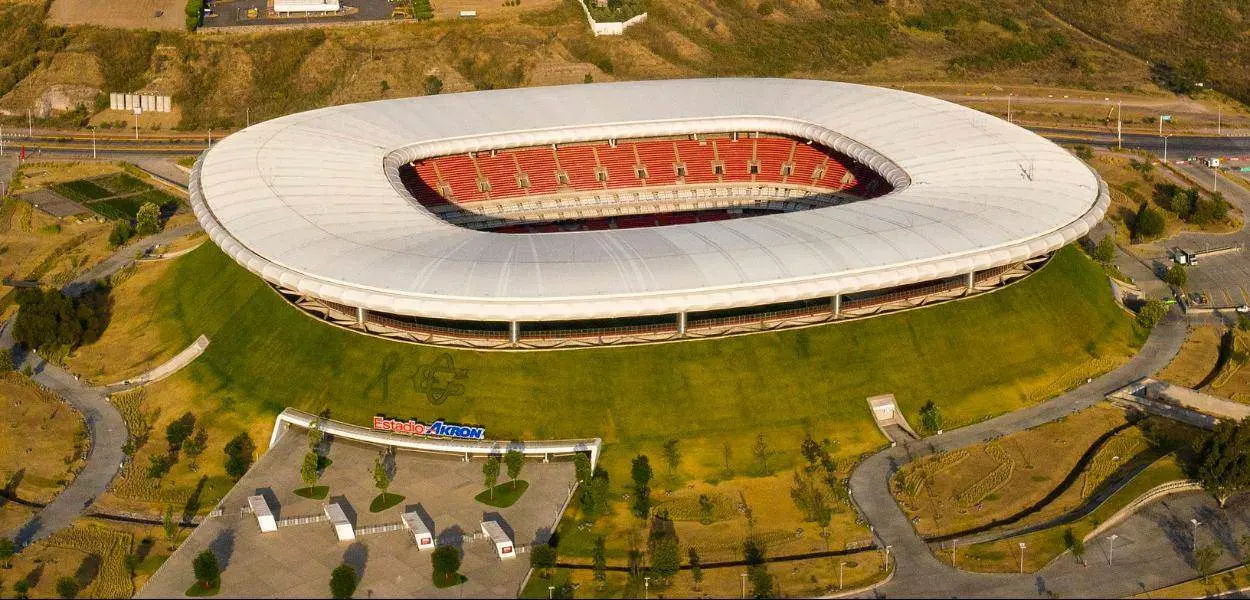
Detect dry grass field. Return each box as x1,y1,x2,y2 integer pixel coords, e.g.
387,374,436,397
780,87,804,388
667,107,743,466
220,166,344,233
0,372,87,504
3,517,175,599
1158,325,1224,389
47,0,187,31
894,405,1152,538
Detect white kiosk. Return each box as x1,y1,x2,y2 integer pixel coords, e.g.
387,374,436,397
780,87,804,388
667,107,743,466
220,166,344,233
480,520,515,560
248,495,277,533
402,510,435,551
325,503,355,541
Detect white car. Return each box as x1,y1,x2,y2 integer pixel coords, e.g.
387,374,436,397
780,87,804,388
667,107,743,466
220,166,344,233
1236,305,1250,314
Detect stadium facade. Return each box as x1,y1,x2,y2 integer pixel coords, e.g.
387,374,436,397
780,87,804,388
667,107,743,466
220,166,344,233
190,78,1107,349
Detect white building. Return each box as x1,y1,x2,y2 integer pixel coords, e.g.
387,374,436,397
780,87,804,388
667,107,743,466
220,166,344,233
325,503,354,541
273,0,340,13
402,510,435,550
480,521,515,560
248,495,277,533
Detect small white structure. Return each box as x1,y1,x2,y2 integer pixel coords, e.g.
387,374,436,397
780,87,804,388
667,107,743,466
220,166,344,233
458,9,477,17
480,521,515,560
248,495,277,533
325,503,355,541
273,0,340,13
402,510,435,550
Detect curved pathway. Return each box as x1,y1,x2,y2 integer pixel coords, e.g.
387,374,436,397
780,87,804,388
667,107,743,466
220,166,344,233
0,320,127,547
848,312,1189,597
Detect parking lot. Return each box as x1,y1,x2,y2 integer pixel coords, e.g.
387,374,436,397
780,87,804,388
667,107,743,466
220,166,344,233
1180,248,1250,308
200,0,398,29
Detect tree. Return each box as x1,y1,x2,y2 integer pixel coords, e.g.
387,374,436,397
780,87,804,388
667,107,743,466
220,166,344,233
630,455,652,489
1063,528,1085,566
789,470,832,538
183,427,207,472
483,455,500,498
647,512,680,581
0,537,13,568
592,537,607,586
431,546,461,585
192,549,220,588
307,418,323,452
424,75,443,96
688,547,703,591
163,505,178,549
752,434,771,475
1196,543,1221,581
583,73,594,84
165,411,196,452
147,454,173,479
504,449,523,489
744,539,774,598
330,563,357,599
134,202,162,236
573,452,591,483
530,544,557,578
1093,236,1116,263
373,454,392,500
55,576,78,599
662,439,680,476
1133,202,1166,241
301,451,320,487
632,484,651,520
379,80,390,97
920,400,942,434
12,287,108,354
1239,313,1250,333
580,467,610,518
1194,419,1250,506
223,432,256,480
0,347,12,372
1165,264,1188,289
1136,299,1170,330
108,219,134,248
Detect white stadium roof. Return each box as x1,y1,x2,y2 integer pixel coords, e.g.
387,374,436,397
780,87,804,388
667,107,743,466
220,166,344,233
190,78,1107,322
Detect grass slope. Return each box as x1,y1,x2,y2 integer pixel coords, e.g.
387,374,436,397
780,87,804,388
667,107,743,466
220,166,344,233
131,242,1137,479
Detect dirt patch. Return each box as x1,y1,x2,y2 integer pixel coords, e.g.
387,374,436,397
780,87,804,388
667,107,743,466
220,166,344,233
47,0,188,31
433,0,560,20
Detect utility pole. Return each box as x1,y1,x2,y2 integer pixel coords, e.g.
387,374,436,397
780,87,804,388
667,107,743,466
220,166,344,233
1107,534,1118,566
91,126,96,160
1117,100,1123,150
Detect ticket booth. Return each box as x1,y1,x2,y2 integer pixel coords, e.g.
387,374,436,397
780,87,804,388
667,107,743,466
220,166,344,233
325,503,355,541
249,495,277,533
402,510,435,551
480,520,515,560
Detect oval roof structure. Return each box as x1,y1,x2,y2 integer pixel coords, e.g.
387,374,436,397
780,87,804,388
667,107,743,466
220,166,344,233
190,78,1107,322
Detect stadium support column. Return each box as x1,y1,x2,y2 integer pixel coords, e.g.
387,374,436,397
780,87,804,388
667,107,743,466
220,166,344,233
677,312,687,335
509,321,520,345
966,271,975,292
356,306,367,326
832,294,841,318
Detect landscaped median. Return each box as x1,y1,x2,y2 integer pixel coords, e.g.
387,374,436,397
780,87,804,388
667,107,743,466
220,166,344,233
932,452,1188,573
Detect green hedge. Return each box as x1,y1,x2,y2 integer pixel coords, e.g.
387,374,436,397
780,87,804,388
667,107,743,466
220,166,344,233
185,0,203,31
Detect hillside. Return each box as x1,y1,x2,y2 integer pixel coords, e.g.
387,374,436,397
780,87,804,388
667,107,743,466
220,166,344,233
0,0,1193,131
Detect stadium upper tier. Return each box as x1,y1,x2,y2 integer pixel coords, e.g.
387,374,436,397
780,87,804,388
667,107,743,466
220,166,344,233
190,78,1107,344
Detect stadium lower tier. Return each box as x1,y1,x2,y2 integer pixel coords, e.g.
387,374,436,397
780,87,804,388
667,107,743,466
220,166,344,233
275,255,1049,350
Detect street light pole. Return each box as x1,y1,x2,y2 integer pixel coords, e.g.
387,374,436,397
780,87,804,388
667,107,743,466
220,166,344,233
1007,94,1012,123
91,126,96,160
1163,134,1170,164
1191,518,1202,551
838,561,846,590
741,572,747,599
1117,100,1123,150
883,545,892,570
1018,542,1026,573
644,576,650,599
1107,534,1118,566
951,539,957,567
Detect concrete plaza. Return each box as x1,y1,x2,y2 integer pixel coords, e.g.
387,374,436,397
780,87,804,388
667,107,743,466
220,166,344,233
139,430,575,598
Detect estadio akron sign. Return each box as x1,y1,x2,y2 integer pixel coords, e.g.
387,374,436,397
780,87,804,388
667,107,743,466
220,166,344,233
372,416,486,441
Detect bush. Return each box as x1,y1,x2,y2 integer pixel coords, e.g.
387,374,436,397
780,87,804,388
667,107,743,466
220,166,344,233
135,201,162,236
147,454,173,478
330,564,357,599
1133,203,1166,241
185,0,203,31
56,576,79,598
109,220,134,248
1072,145,1094,161
1093,236,1116,263
1164,264,1187,289
1136,299,1169,329
223,432,256,480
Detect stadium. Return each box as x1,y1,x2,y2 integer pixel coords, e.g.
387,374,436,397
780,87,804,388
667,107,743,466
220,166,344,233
189,78,1108,349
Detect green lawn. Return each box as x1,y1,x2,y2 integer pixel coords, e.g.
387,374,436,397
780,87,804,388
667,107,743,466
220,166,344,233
129,242,1139,479
89,196,146,219
293,485,329,500
369,492,405,512
51,179,113,203
475,480,529,508
94,173,151,196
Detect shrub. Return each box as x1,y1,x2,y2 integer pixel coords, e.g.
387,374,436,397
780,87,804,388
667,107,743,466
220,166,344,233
330,564,357,599
1132,203,1166,241
135,201,162,236
185,0,203,31
109,220,134,248
1093,236,1116,263
147,454,173,478
1164,264,1187,289
223,432,256,480
56,576,79,598
1136,299,1169,329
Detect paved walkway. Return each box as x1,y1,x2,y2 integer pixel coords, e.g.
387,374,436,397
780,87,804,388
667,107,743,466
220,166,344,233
0,321,127,547
848,312,1189,597
2,214,202,546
